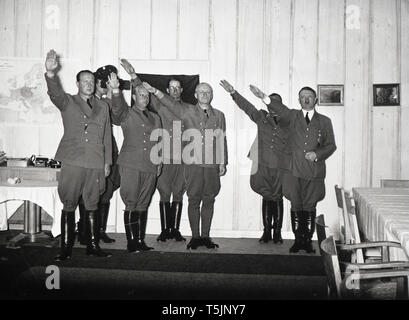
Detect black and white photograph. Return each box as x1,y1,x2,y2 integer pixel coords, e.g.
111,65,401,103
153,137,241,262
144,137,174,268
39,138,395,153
1,0,409,306
373,83,400,106
317,85,344,106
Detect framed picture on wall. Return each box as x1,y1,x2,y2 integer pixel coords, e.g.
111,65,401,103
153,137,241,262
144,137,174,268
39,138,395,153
317,85,344,106
373,83,400,106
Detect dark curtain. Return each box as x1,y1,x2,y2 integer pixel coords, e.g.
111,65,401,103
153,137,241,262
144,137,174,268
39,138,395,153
136,73,200,105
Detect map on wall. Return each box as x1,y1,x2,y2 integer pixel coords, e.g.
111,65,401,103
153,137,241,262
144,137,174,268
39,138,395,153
0,58,79,125
0,59,61,124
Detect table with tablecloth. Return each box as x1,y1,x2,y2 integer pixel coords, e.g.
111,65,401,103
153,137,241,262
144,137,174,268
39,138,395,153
0,180,66,237
352,187,409,261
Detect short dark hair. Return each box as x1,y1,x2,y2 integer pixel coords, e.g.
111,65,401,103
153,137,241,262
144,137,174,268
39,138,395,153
298,86,316,98
76,70,94,82
268,93,282,102
168,78,182,88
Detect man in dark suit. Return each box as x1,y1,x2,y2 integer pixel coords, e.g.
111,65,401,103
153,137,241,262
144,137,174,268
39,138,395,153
250,85,336,253
143,81,228,250
44,49,112,261
220,80,290,244
107,72,162,253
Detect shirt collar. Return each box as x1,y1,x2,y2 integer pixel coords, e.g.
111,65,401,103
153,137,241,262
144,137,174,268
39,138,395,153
302,108,315,119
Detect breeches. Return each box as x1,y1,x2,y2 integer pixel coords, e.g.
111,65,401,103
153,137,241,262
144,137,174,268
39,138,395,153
157,164,186,202
119,166,157,211
250,164,282,201
58,164,105,211
285,175,325,211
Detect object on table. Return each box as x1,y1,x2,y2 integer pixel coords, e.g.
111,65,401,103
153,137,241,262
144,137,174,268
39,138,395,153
6,158,31,167
7,177,21,184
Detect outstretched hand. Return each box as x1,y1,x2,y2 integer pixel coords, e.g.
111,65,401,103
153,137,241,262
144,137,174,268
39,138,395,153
249,85,266,99
120,58,135,76
142,82,156,94
107,72,120,90
219,80,235,94
45,49,59,74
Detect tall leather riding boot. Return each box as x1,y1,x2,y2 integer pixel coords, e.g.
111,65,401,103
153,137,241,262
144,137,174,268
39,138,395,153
99,202,115,243
259,199,273,243
272,199,284,244
171,201,186,241
157,201,171,242
302,210,316,253
55,210,75,261
289,210,303,253
136,210,154,251
77,202,86,245
124,210,138,252
85,210,112,257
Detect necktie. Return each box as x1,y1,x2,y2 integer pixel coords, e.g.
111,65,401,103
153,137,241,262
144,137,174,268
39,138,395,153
143,110,149,118
305,112,310,125
204,109,209,118
87,98,93,110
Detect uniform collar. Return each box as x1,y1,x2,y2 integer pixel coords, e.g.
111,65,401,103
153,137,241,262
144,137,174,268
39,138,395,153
196,103,215,117
73,95,102,118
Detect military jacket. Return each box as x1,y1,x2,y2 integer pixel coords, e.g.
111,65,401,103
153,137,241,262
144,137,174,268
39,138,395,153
267,100,336,180
111,93,162,174
231,91,290,170
150,95,184,164
45,74,112,169
158,94,228,167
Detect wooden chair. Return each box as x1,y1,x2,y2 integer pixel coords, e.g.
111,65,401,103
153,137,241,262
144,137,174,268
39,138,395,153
344,190,406,263
334,185,352,245
380,179,409,188
320,236,409,299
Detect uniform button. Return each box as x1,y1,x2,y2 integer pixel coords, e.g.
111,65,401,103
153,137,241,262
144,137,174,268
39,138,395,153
170,129,173,131
85,139,88,142
85,131,88,134
306,135,309,137
142,124,144,127
143,140,146,143
304,142,307,145
83,115,86,119
307,128,309,131
144,148,147,151
303,150,306,152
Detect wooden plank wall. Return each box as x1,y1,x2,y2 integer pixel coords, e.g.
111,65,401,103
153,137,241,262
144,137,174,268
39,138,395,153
1,0,408,239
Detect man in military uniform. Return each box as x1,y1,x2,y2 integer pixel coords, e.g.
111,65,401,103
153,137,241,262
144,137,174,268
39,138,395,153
143,81,228,250
44,49,112,261
220,80,290,244
107,72,162,252
250,85,336,253
77,65,124,245
119,59,186,243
